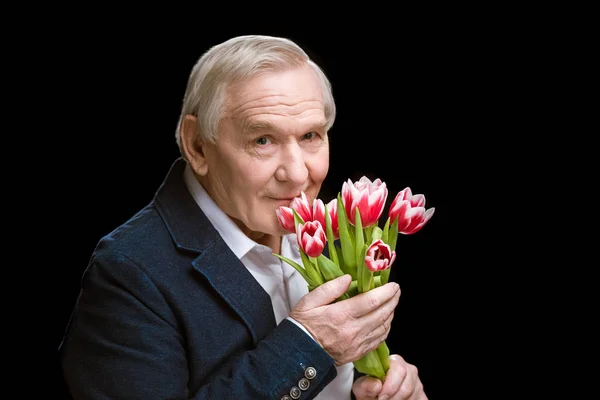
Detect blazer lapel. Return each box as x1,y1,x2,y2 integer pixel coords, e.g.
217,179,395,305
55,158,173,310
192,243,276,344
154,158,276,345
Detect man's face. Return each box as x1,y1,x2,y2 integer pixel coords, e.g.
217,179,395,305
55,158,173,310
200,65,330,239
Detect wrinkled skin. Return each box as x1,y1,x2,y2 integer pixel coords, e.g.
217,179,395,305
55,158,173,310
353,354,428,400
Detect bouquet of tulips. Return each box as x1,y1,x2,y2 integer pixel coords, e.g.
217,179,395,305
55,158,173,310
274,176,435,380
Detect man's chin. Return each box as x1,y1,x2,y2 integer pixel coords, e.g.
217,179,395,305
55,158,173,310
275,225,294,236
249,223,290,240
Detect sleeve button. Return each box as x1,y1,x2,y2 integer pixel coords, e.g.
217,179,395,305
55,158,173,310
305,366,317,379
298,377,310,390
290,386,301,399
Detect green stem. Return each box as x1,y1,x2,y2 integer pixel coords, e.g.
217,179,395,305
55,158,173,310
353,349,385,380
380,268,391,285
376,341,390,373
301,252,324,285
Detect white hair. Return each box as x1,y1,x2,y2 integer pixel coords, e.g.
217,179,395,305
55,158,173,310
175,35,336,157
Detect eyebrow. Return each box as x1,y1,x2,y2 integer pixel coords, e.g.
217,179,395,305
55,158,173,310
242,120,328,136
243,121,274,135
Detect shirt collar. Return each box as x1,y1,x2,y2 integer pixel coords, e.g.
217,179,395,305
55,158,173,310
183,163,259,260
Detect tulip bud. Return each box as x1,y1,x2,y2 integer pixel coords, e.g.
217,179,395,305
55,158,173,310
364,239,396,272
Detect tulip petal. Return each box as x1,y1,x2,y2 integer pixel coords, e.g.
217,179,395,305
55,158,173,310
411,194,425,207
291,191,313,223
276,206,296,233
364,239,395,272
313,199,326,229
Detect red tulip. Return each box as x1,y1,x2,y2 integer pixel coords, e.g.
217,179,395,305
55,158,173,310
364,239,396,272
326,199,339,239
296,220,326,258
312,198,325,228
310,198,337,238
289,192,313,223
276,192,313,234
277,191,339,238
342,176,388,228
276,206,296,233
388,187,435,235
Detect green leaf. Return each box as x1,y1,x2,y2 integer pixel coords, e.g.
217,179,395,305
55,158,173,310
272,253,316,287
357,244,370,293
344,279,359,297
292,209,305,230
337,194,356,270
354,208,364,269
364,225,374,243
317,254,345,281
371,226,383,243
379,218,398,286
382,217,390,244
389,217,399,252
380,267,391,285
336,243,357,280
300,251,324,286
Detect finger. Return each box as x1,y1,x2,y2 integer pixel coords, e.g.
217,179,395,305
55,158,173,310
344,282,400,318
353,309,395,358
295,274,352,310
378,354,407,399
399,363,418,399
414,378,427,400
354,292,398,347
363,293,397,333
352,375,382,400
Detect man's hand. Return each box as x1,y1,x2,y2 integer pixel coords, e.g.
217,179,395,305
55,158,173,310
352,354,428,400
289,274,400,365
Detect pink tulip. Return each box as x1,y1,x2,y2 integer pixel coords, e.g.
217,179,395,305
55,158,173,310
326,199,339,239
296,220,326,258
276,206,296,233
388,187,435,235
276,192,313,234
342,176,388,228
364,239,396,272
312,198,326,229
289,192,313,223
311,198,339,240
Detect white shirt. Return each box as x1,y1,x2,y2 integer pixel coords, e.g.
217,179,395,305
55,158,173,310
183,165,354,399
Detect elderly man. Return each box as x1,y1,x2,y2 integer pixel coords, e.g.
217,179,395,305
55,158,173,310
59,34,427,400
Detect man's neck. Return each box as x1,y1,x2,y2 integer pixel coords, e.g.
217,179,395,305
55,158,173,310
229,217,282,254
254,233,282,254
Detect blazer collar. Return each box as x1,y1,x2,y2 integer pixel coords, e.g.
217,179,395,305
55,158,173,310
153,158,276,344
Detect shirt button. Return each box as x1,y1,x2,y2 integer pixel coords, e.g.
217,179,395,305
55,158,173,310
281,396,292,400
305,366,317,379
290,386,301,399
298,377,310,390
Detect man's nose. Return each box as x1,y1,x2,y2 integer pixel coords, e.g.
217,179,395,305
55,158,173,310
275,144,309,184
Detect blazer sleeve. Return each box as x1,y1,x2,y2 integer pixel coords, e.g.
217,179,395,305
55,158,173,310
60,252,338,399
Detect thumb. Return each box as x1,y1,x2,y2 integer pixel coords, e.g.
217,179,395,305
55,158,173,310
296,274,352,310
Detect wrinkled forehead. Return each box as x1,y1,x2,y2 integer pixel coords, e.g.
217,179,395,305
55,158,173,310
224,66,324,119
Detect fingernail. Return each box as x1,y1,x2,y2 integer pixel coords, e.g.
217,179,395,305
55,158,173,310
379,395,389,400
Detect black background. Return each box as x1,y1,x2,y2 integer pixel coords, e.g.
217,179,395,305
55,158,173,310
45,17,525,398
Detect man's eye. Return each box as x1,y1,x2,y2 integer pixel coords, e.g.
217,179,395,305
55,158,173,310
303,132,317,140
256,137,269,145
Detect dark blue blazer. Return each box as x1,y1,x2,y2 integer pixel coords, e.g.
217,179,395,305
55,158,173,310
59,158,340,399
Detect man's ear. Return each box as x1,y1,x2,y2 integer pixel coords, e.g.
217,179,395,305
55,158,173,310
180,114,209,176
